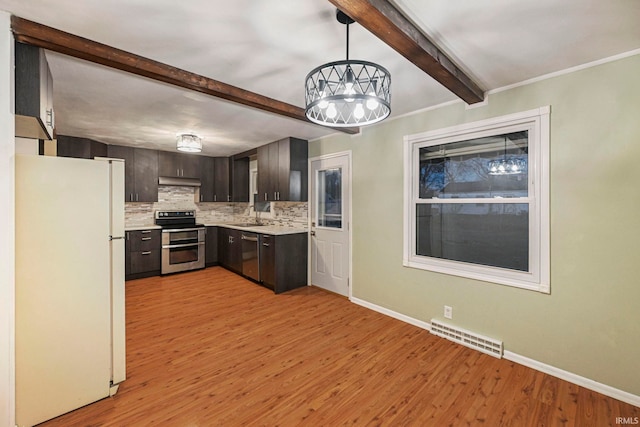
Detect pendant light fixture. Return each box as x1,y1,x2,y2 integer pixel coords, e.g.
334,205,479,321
176,133,202,153
488,137,527,175
304,10,391,127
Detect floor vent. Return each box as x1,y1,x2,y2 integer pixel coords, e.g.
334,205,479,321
430,319,503,358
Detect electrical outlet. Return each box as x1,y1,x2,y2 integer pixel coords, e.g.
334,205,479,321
444,305,453,319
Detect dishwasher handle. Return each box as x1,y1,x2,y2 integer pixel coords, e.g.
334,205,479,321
241,234,259,242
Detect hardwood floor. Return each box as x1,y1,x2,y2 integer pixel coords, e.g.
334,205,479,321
40,267,638,426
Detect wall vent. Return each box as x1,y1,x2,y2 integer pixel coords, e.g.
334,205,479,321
430,319,503,358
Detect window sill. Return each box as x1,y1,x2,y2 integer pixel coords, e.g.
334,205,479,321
403,258,550,294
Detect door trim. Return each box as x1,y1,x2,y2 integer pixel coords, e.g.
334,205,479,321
308,150,353,299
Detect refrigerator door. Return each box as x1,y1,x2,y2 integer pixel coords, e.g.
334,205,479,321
110,236,126,386
103,158,127,386
16,155,112,426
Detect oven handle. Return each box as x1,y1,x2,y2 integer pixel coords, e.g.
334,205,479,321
161,227,204,233
162,242,205,249
241,234,259,242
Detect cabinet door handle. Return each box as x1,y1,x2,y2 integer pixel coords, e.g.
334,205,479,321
129,194,133,202
262,243,270,247
200,194,203,202
141,251,151,255
46,109,54,127
136,194,139,202
228,195,231,202
214,195,217,202
141,237,151,241
264,193,267,201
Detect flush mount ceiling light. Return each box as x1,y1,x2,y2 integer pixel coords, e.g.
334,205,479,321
176,133,202,153
488,137,527,175
305,10,391,128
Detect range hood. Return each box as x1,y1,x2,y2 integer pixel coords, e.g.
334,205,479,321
158,176,201,187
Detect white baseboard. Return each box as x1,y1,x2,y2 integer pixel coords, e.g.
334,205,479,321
503,351,640,408
349,296,640,408
351,297,431,331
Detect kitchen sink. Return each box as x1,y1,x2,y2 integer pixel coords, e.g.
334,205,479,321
227,223,266,227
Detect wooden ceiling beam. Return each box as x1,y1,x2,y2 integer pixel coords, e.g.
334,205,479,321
328,0,484,104
10,16,360,135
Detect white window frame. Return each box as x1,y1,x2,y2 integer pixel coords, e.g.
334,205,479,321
403,107,550,293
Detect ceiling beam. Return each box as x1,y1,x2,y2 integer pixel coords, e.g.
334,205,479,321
10,16,360,135
328,0,484,104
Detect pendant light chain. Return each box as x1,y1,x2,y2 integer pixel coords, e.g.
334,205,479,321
345,20,350,61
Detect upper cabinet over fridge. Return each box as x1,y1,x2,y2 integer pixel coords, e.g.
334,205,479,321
15,42,55,141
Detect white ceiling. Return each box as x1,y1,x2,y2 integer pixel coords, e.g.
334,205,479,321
1,0,639,156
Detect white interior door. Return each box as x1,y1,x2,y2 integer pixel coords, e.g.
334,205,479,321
310,152,351,297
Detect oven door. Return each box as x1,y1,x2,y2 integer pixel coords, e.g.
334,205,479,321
161,228,205,274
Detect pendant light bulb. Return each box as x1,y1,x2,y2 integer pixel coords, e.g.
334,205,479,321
326,103,338,119
366,93,379,110
344,82,355,102
344,67,355,102
317,79,328,109
354,103,365,119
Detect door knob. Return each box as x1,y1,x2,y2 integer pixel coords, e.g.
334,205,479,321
310,231,316,236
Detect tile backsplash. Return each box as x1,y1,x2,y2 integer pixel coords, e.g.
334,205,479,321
125,185,307,228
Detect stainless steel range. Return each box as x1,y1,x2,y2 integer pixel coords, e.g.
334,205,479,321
155,210,205,274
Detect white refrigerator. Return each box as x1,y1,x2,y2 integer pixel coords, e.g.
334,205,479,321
15,155,126,426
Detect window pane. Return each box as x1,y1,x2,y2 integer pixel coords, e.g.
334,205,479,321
318,168,342,228
416,203,529,271
419,131,528,199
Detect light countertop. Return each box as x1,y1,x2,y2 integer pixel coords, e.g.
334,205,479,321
125,225,161,231
204,223,308,236
125,223,307,235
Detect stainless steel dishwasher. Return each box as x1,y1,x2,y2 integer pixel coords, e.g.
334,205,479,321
241,232,260,281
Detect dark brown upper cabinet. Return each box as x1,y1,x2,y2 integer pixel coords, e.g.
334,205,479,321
14,42,54,140
214,157,230,202
199,156,215,202
158,151,200,178
198,156,231,202
107,145,158,202
56,135,107,159
231,157,249,203
257,137,308,202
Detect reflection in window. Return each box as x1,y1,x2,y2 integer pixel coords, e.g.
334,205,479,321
318,168,342,228
416,203,529,271
419,131,528,199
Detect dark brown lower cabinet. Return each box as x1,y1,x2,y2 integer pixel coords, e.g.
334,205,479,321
205,226,218,266
260,233,308,294
126,229,161,280
218,227,242,273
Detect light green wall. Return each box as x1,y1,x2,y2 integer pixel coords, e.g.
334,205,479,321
309,54,640,396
